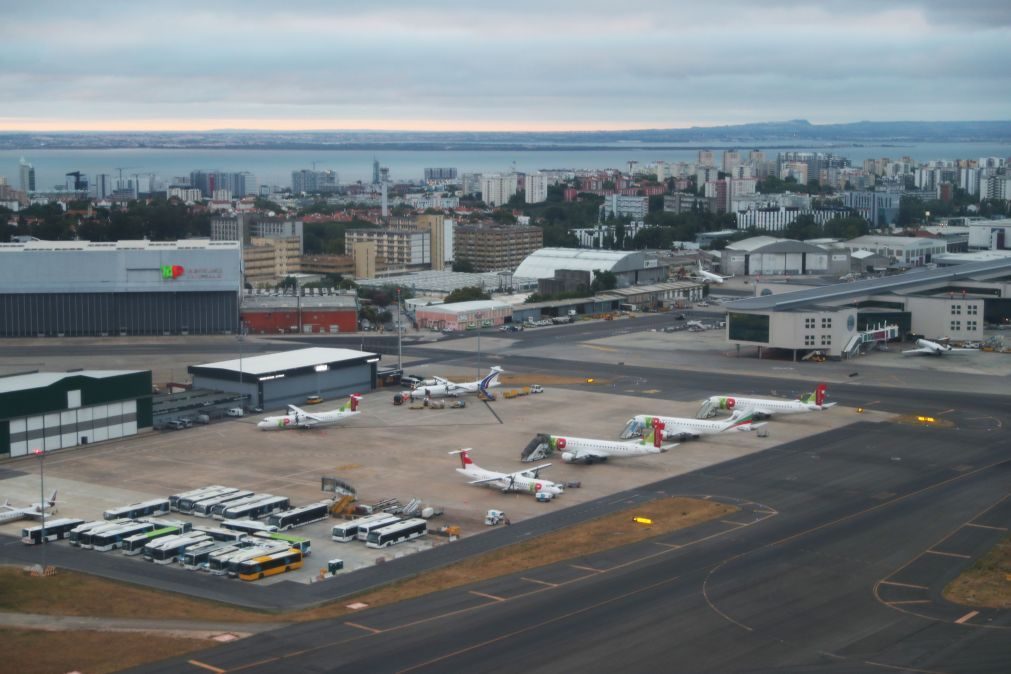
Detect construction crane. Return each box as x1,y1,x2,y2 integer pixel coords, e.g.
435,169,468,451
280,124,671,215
65,171,87,191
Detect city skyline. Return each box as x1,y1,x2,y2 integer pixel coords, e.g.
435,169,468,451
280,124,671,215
2,1,1010,133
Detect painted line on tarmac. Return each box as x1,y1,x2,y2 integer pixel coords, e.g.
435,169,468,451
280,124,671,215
520,576,558,588
187,660,226,673
468,590,505,602
955,610,980,624
877,580,929,590
345,621,383,634
965,522,1008,531
924,549,971,559
570,564,603,573
887,600,932,605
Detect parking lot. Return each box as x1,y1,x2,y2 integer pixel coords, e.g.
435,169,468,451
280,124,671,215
0,377,885,585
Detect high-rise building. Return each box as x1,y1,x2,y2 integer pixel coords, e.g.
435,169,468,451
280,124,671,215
698,150,715,167
190,170,258,198
93,174,112,199
603,194,649,219
292,169,339,194
424,168,458,182
345,229,430,270
372,159,381,185
480,173,518,207
722,150,742,174
454,224,543,272
416,214,448,271
526,172,549,204
18,158,35,193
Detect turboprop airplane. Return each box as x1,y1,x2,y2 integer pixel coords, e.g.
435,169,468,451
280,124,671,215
0,490,57,524
902,338,978,357
692,260,732,284
620,410,762,442
701,384,836,420
521,420,677,463
450,449,564,499
407,366,503,400
257,394,361,430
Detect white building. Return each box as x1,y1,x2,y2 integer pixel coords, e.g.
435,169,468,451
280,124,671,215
967,219,1011,251
480,173,518,207
837,235,948,267
526,172,549,204
604,194,648,219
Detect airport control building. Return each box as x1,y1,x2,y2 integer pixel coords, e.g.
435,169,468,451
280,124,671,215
0,240,241,337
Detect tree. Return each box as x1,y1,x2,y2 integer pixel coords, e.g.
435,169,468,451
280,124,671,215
444,286,491,303
276,276,297,290
897,197,926,228
590,270,618,293
614,221,626,250
784,214,821,241
452,259,476,273
255,197,284,213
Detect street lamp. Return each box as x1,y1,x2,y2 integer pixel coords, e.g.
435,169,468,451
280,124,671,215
32,448,46,571
475,311,484,379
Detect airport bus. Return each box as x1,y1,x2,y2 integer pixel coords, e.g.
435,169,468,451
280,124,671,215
181,543,245,571
210,493,272,519
356,515,403,542
193,527,248,543
92,521,157,552
214,543,290,577
169,485,226,511
219,495,290,521
366,518,427,549
207,546,258,576
21,518,85,545
148,518,194,534
236,548,304,581
220,519,278,535
331,513,399,543
144,533,211,564
77,519,134,549
102,498,171,520
68,520,107,546
253,531,312,556
176,487,240,514
191,490,254,517
121,525,185,556
265,500,330,531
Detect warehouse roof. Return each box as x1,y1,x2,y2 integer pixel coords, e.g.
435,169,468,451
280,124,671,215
357,270,538,294
419,300,512,315
0,239,239,253
726,236,828,255
725,258,1011,312
514,248,651,279
0,370,138,394
191,347,377,376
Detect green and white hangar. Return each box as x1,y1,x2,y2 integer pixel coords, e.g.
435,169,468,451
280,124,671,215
724,259,1011,360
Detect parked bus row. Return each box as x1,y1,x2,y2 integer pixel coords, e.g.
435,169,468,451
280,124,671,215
331,514,427,549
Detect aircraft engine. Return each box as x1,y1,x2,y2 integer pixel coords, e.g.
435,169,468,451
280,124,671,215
561,452,576,463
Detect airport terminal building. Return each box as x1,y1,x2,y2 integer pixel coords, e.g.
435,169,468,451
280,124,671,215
0,240,241,337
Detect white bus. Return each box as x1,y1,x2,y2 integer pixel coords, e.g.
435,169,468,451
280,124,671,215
253,531,312,556
144,533,212,564
266,501,331,531
77,519,134,549
207,542,288,577
92,521,157,552
169,485,226,511
366,518,427,549
220,519,278,535
210,493,272,519
122,525,186,556
181,543,244,571
176,487,240,514
356,515,403,542
192,490,254,517
21,518,85,545
193,527,248,543
68,520,107,546
102,498,171,520
331,514,399,543
219,495,290,521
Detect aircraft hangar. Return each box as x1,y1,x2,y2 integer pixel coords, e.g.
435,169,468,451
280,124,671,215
723,258,1011,359
188,347,380,411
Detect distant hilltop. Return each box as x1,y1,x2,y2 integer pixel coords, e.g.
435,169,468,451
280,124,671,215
1,119,1010,150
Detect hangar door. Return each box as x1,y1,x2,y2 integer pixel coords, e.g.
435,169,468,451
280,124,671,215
261,364,373,410
752,254,786,275
6,400,138,457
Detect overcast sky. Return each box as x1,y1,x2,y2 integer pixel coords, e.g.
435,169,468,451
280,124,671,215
1,1,1009,132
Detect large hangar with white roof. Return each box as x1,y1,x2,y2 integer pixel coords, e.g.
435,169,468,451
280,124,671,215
188,347,379,411
514,248,669,287
0,239,241,337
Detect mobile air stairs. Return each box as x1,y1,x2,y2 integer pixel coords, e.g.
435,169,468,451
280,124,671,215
843,323,900,359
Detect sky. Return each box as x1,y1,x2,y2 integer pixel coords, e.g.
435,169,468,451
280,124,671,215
1,0,1009,132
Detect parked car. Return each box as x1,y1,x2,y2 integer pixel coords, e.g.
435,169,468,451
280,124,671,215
401,376,423,388
165,419,185,430
305,395,324,405
529,384,544,393
226,408,244,417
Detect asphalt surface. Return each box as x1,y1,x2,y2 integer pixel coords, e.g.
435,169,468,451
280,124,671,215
124,410,1010,673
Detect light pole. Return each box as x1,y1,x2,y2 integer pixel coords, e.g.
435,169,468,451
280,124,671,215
32,448,45,570
475,311,483,379
396,287,403,373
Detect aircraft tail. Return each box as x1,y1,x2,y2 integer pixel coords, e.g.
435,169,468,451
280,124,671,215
449,448,475,469
814,383,827,407
478,366,504,392
642,418,664,448
341,394,362,412
46,490,57,506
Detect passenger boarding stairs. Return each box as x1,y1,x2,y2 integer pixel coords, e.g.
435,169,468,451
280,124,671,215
844,323,900,358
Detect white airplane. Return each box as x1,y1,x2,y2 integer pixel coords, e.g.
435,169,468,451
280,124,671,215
702,384,836,420
450,449,564,500
257,394,361,430
902,338,979,357
0,490,58,524
692,260,732,284
620,410,763,442
521,422,678,464
407,366,504,400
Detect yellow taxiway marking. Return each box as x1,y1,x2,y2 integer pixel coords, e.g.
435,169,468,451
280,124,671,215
188,660,226,673
581,344,616,352
876,580,930,590
520,577,558,588
344,621,383,634
469,590,505,602
569,564,603,573
966,522,1008,532
955,610,979,624
925,549,971,559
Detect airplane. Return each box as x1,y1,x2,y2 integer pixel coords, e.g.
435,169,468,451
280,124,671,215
686,320,708,332
257,394,361,430
0,490,58,524
620,410,763,442
902,338,979,357
521,420,678,464
701,384,836,420
692,260,732,284
407,366,504,400
450,449,564,500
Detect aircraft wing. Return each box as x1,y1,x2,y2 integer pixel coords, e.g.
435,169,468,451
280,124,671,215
288,404,324,422
20,510,45,520
469,475,506,485
901,347,934,355
516,463,552,477
433,376,452,385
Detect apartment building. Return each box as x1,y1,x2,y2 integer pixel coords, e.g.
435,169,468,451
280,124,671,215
454,224,543,272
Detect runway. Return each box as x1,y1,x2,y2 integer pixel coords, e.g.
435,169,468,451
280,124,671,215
130,417,1010,673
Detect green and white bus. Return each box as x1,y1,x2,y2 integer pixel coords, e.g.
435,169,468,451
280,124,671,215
121,525,185,556
253,531,312,556
92,521,157,552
